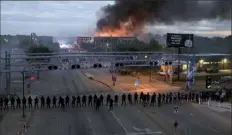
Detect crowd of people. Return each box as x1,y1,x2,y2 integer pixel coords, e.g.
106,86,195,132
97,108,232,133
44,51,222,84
0,89,231,111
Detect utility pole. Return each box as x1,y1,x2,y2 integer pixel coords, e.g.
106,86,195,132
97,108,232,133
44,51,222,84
4,51,9,93
7,53,11,94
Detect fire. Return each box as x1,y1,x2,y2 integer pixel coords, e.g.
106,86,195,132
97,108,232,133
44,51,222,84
95,17,143,37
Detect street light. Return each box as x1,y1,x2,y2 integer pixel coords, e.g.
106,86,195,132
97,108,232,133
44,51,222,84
222,58,227,69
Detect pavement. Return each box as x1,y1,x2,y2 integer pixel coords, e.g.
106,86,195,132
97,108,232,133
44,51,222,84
84,69,181,94
0,67,231,135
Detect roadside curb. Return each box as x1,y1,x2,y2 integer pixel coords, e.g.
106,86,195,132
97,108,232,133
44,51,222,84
82,71,114,90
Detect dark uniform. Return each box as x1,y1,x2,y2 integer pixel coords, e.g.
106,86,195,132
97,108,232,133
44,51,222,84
16,97,21,108
88,95,92,106
100,95,104,106
121,93,126,106
82,95,86,107
76,95,81,107
46,96,51,108
11,96,15,109
28,96,32,108
96,98,101,110
4,97,9,109
109,98,114,111
65,96,70,106
52,96,57,108
140,92,144,103
72,96,76,108
106,94,111,106
134,92,138,104
22,96,26,109
158,93,161,107
93,94,97,106
128,93,132,105
34,96,39,108
40,96,45,108
150,93,156,106
0,97,3,110
114,95,118,105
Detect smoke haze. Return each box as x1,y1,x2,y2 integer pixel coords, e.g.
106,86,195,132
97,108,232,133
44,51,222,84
96,0,231,35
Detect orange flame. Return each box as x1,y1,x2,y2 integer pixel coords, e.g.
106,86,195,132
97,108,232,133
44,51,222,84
95,15,144,37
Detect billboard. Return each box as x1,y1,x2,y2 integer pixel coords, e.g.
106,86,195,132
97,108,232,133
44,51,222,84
166,33,194,48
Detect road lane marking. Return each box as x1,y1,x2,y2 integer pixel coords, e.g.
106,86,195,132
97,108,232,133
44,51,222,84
208,124,220,132
85,115,96,135
133,127,151,132
189,113,194,116
110,111,128,133
126,131,163,135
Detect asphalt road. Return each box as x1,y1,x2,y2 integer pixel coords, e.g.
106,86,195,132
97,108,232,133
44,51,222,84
13,67,229,135
1,54,231,135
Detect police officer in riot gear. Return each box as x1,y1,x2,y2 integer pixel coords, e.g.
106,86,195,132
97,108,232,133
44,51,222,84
93,94,97,106
109,98,114,111
121,93,126,106
162,93,165,104
52,96,57,108
22,96,26,109
100,94,104,106
158,93,161,107
61,97,65,108
114,94,118,105
76,95,81,107
34,96,39,109
16,97,21,108
0,97,3,110
58,96,62,108
128,93,132,105
4,96,9,109
96,98,101,110
106,94,111,106
82,95,86,107
11,96,15,109
40,96,45,108
134,92,138,104
28,96,32,109
65,95,70,107
150,93,156,106
166,93,169,104
88,95,92,106
72,96,76,108
140,92,144,103
46,96,51,108
146,93,150,105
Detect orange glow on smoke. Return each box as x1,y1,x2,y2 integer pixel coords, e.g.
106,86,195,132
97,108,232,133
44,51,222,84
95,11,147,37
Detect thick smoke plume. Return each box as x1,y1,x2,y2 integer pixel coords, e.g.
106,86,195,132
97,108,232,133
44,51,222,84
96,0,231,36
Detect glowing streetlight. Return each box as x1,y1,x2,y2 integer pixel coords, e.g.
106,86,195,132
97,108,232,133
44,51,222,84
145,55,148,58
223,58,227,63
199,59,204,64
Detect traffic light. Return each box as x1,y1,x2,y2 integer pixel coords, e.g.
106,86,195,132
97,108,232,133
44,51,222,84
165,62,172,65
93,63,102,68
115,63,124,67
48,65,58,70
150,61,158,67
71,64,80,69
205,76,212,89
29,76,35,81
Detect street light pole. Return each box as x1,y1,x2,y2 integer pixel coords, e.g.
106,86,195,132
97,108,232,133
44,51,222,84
22,71,25,118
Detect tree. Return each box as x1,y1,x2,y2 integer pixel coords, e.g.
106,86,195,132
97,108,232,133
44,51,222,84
26,45,53,62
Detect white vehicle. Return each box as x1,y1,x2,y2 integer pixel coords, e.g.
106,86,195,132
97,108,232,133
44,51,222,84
157,70,166,76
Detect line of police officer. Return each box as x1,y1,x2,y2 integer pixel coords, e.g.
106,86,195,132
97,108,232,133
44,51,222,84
0,89,231,111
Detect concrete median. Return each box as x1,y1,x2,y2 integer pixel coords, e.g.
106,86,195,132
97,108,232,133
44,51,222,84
84,72,94,80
